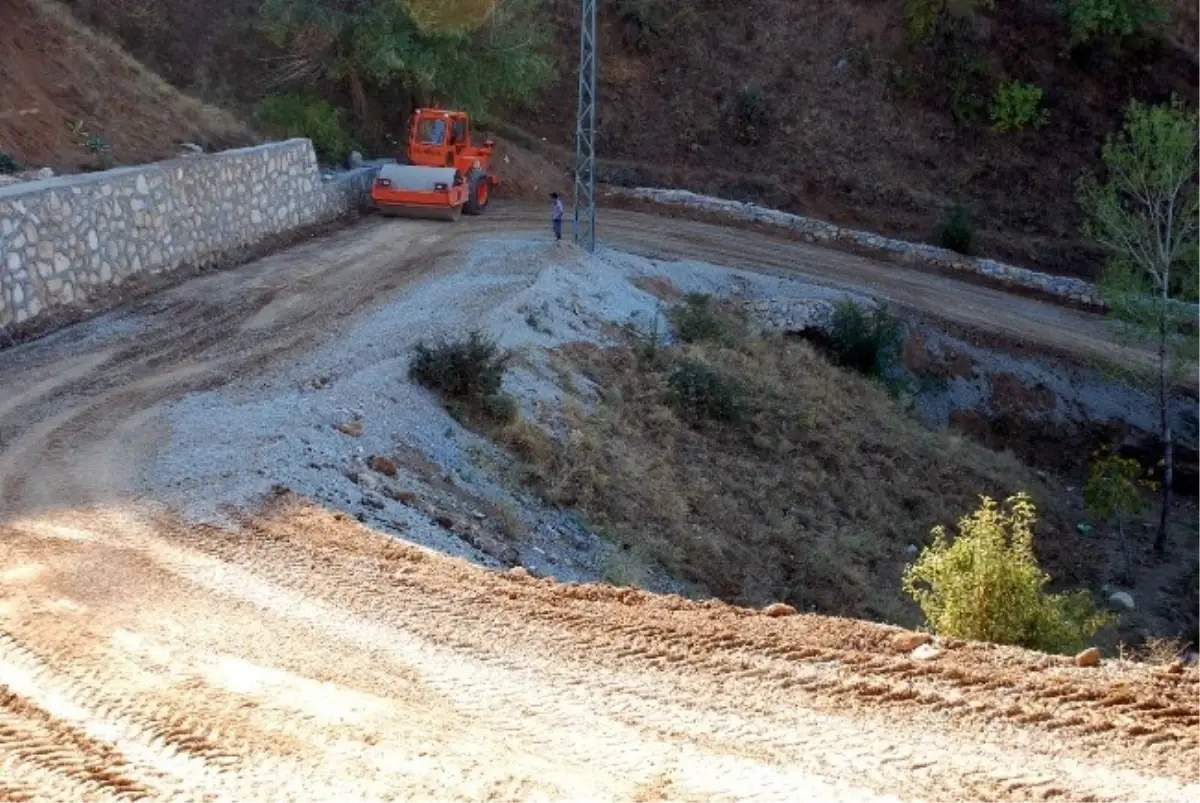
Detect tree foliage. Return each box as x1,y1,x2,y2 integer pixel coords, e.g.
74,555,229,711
1078,97,1198,551
259,92,356,163
905,0,994,42
903,494,1111,654
1061,0,1168,47
1084,453,1150,524
403,0,497,33
261,0,553,118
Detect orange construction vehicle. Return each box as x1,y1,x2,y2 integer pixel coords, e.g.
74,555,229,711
371,107,498,220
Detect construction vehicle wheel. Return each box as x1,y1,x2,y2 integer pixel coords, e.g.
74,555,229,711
463,170,489,216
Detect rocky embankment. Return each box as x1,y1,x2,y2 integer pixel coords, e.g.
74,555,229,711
622,188,1105,308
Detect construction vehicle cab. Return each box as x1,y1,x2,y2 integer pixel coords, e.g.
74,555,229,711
371,108,498,220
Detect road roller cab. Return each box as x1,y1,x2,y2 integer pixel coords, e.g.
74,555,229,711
371,108,498,219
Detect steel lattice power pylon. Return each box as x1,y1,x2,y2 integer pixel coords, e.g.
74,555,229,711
572,0,597,252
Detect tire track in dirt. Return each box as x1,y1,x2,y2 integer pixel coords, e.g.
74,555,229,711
355,564,1199,771
177,500,1197,800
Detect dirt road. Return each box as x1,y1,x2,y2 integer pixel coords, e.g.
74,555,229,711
487,203,1176,378
0,209,1196,801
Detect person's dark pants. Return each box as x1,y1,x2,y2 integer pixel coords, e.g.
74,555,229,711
553,219,562,240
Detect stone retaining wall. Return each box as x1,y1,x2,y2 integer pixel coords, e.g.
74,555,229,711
0,139,377,329
620,187,1105,307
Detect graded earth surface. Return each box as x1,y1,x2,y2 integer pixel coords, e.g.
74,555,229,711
0,206,1196,801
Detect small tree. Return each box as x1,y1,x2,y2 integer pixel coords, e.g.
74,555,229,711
1061,0,1169,48
1077,98,1199,553
903,494,1110,653
1084,452,1151,581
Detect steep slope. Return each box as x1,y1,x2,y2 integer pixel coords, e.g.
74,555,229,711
517,0,1197,279
63,0,1197,280
0,0,253,173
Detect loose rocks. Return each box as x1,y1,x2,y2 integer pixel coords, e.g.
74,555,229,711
891,632,932,652
368,455,398,477
1108,591,1135,611
622,187,1114,308
762,602,798,618
910,644,942,661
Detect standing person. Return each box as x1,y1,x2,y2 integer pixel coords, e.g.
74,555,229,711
550,192,564,242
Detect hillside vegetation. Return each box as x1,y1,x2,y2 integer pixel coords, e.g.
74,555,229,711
62,0,1197,279
519,0,1197,278
0,0,252,172
400,293,1092,632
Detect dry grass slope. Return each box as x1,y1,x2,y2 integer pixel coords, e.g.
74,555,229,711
0,0,253,171
499,326,1076,626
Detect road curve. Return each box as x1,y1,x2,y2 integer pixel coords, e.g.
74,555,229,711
0,212,1195,801
482,203,1177,380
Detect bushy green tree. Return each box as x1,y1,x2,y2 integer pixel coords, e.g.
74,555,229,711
903,494,1110,653
1061,0,1168,47
990,81,1050,133
259,92,356,163
1077,98,1199,553
261,0,553,123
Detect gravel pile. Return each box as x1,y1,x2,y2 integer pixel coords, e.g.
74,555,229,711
142,236,842,587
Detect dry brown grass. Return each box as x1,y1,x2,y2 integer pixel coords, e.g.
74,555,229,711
1122,636,1190,665
37,0,249,134
498,335,1074,626
1,0,254,169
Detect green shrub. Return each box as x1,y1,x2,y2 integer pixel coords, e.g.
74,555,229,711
887,63,919,100
936,204,976,255
1061,0,1168,46
410,331,515,423
904,494,1111,654
991,82,1050,133
0,152,20,175
948,55,990,127
258,93,355,164
666,360,744,423
828,300,903,379
732,87,771,146
670,293,744,345
84,133,114,169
